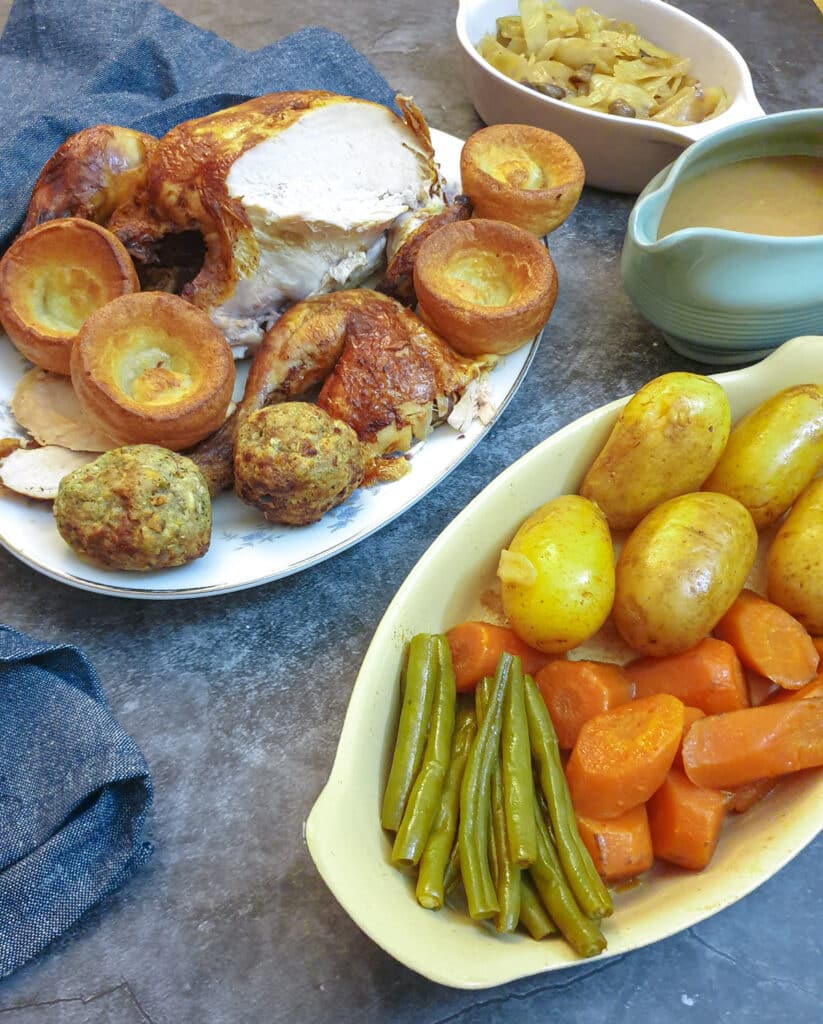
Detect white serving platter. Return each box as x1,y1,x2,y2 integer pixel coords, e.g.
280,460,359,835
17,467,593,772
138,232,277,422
306,333,823,988
0,129,540,599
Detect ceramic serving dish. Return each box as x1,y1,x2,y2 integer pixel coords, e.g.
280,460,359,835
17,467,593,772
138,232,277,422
456,0,764,194
621,108,823,365
306,333,823,989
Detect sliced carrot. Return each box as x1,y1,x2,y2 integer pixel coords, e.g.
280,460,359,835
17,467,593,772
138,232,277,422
577,805,654,882
714,589,819,689
626,637,749,715
682,697,823,789
445,621,552,692
766,674,823,705
566,693,685,820
647,768,730,871
728,778,777,814
533,659,634,749
727,678,823,811
673,706,706,769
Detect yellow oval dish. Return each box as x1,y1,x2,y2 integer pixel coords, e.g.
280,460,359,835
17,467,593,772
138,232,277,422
306,333,823,988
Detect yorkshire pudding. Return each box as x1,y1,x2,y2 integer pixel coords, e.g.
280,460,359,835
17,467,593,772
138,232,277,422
0,218,139,375
460,124,585,236
70,292,236,451
412,219,558,356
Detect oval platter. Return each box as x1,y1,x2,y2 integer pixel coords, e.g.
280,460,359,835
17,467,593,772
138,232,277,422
306,333,823,988
0,129,541,599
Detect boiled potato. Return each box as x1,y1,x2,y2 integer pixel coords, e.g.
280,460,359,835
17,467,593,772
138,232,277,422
766,476,823,634
497,494,614,653
613,491,757,656
580,372,731,530
702,383,823,529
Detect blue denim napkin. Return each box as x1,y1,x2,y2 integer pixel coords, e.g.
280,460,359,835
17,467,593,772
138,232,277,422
0,0,399,250
0,625,153,978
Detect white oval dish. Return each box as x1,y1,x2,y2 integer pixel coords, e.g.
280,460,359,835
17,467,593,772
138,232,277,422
306,333,823,989
456,0,765,194
0,130,540,600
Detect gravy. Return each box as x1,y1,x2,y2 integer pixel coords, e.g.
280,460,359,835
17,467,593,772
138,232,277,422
657,155,823,238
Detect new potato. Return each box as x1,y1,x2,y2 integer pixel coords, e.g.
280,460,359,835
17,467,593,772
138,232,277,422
613,492,758,657
580,372,731,531
702,384,823,529
766,477,823,635
497,494,614,653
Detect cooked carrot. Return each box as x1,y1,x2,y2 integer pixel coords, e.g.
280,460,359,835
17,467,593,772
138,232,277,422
728,778,777,814
682,697,823,789
727,678,823,811
445,621,552,693
714,589,819,689
577,805,654,882
647,768,730,871
766,674,823,704
626,638,749,715
673,706,706,769
565,693,685,819
533,659,634,749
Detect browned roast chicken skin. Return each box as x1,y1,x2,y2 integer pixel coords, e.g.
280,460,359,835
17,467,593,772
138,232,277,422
188,289,492,495
20,125,157,233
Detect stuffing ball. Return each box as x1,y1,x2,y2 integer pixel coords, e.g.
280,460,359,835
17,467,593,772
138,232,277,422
53,444,211,570
234,403,366,525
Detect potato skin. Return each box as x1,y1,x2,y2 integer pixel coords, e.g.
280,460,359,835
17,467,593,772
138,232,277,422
766,477,823,634
702,384,823,530
498,494,615,653
579,372,730,531
613,492,757,657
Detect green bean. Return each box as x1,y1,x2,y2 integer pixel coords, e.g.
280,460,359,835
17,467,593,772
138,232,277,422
458,655,512,919
490,759,520,933
502,658,537,867
392,636,457,865
381,634,438,832
519,872,556,940
443,842,461,895
416,705,477,909
524,674,613,920
530,797,607,958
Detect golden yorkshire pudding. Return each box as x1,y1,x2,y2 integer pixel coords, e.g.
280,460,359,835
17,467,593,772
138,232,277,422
460,124,585,236
70,292,235,451
412,218,558,356
0,218,139,375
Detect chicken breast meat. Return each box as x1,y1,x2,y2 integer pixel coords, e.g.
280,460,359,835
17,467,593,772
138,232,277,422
109,91,446,354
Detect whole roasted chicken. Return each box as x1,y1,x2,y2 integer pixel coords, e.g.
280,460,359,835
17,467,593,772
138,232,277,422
104,91,447,352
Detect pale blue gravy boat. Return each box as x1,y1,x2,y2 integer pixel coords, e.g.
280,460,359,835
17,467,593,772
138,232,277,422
621,108,823,364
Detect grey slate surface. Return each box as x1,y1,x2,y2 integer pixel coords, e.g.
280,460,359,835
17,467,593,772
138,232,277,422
0,0,820,1020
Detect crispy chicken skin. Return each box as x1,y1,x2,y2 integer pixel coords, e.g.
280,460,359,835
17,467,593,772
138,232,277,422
316,291,492,454
188,289,492,494
20,125,157,234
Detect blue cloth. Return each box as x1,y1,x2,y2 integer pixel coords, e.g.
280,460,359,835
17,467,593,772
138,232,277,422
0,0,399,251
0,625,153,978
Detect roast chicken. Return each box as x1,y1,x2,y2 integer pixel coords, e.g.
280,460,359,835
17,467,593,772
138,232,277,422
188,288,494,495
102,91,446,353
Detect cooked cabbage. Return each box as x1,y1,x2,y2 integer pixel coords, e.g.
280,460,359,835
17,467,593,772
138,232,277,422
478,1,729,125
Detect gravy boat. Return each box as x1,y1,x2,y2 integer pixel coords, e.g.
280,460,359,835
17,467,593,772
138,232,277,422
456,0,765,193
620,108,823,364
